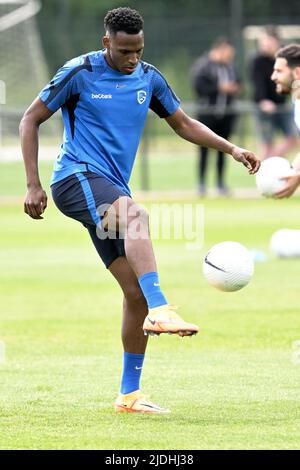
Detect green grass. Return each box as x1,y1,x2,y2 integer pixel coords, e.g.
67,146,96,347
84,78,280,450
0,131,262,197
0,151,256,197
1,194,300,449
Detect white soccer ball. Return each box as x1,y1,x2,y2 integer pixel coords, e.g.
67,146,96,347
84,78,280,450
271,229,300,258
203,241,254,292
256,156,295,197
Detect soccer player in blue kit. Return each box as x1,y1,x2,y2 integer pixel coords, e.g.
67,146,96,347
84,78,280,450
20,7,260,413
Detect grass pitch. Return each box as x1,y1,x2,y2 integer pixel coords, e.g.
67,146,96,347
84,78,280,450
1,191,300,449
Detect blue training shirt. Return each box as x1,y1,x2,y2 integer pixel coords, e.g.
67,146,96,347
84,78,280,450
39,50,180,195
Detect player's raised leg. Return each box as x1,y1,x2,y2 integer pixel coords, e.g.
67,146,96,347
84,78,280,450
109,256,170,413
104,196,199,337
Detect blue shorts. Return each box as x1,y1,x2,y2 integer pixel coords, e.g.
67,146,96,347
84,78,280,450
51,172,128,268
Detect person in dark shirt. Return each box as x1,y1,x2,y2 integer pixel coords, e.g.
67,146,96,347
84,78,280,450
191,38,240,196
250,28,298,160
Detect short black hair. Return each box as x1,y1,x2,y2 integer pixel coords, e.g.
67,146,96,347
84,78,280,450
211,37,234,50
263,26,280,41
104,7,144,35
276,44,300,68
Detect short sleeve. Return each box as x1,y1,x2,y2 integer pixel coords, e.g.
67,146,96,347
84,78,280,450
150,69,180,118
39,56,86,113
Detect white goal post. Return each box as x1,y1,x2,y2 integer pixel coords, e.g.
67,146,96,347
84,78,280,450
243,24,300,62
243,25,300,41
0,0,41,32
0,0,59,145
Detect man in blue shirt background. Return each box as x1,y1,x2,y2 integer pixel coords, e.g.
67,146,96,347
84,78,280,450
20,7,260,414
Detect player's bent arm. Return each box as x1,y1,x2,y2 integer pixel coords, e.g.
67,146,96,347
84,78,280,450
165,107,260,174
20,98,54,220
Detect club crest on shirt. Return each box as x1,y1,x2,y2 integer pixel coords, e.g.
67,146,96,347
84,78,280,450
137,90,147,104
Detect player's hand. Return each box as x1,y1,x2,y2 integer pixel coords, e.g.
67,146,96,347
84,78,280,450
259,100,277,114
230,146,261,175
274,174,300,199
24,186,48,219
219,82,240,95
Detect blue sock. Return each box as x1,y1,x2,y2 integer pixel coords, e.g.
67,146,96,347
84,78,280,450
120,352,145,395
138,272,168,309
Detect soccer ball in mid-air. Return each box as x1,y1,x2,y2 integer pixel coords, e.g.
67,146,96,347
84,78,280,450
256,156,295,197
203,241,254,292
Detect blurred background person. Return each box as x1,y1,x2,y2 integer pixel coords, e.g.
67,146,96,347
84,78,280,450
191,38,240,196
250,27,298,160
